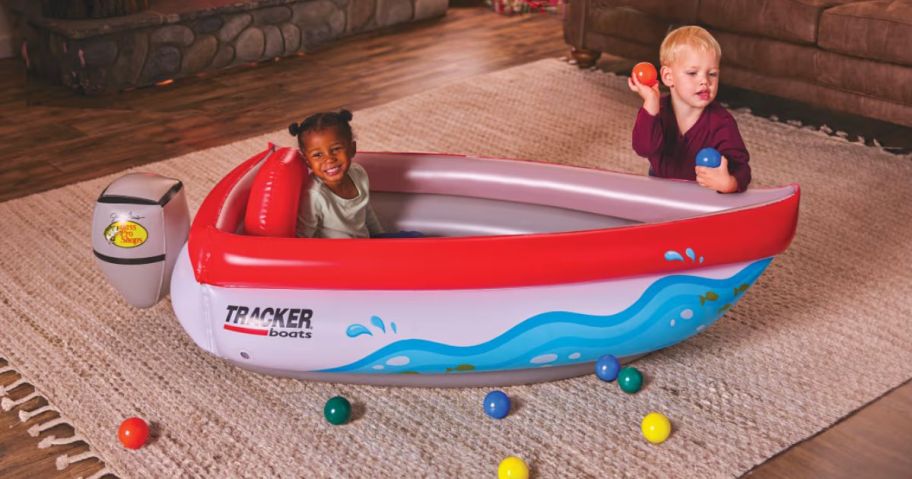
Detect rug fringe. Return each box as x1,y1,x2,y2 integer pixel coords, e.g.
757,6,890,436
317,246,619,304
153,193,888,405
2,390,39,411
20,404,58,422
40,432,87,449
56,450,99,470
1,356,112,477
1,377,27,395
29,416,68,437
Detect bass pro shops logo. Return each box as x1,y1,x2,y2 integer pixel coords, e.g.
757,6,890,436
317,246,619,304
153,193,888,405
103,212,148,248
223,305,313,339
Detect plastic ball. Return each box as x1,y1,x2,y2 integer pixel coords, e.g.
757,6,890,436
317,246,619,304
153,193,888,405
641,412,672,444
696,147,722,168
595,354,621,382
618,367,643,394
117,417,150,450
632,62,658,87
324,396,352,425
498,456,529,479
484,390,511,419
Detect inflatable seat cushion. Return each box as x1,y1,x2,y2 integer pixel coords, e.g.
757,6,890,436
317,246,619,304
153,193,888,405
244,146,308,237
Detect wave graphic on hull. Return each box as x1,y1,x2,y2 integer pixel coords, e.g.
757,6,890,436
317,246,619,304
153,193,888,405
321,259,772,374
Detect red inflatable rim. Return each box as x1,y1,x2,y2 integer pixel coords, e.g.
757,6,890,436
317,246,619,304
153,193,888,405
188,148,800,290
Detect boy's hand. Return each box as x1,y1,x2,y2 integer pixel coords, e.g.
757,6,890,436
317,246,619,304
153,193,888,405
695,156,739,193
628,74,660,116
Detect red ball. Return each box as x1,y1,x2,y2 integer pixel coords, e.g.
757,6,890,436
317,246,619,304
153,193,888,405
118,417,150,450
632,62,658,87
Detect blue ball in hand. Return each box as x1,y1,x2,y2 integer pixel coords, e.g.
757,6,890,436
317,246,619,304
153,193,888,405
595,354,621,382
483,390,511,419
696,147,722,168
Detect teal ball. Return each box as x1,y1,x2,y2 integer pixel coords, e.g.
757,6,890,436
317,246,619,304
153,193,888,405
324,396,352,425
618,367,643,394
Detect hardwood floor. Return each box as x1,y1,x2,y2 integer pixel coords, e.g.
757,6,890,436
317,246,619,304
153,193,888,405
0,5,571,203
747,379,912,479
0,5,910,478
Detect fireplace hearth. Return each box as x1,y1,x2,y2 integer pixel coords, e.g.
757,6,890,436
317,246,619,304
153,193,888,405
14,0,447,94
41,0,151,19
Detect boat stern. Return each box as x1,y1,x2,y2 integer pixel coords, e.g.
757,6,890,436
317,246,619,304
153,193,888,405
170,243,216,355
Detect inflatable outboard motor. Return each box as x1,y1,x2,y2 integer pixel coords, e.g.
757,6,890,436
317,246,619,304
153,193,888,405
92,173,190,308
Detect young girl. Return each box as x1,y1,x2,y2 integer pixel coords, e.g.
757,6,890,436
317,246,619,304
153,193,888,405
628,26,751,193
290,109,384,238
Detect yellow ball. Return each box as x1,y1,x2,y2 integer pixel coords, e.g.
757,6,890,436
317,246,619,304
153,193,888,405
498,456,529,479
641,412,672,444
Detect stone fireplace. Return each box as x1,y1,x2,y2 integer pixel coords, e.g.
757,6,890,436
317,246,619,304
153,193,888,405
13,0,447,94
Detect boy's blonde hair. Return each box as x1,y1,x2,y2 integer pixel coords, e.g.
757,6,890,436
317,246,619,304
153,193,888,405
659,26,721,66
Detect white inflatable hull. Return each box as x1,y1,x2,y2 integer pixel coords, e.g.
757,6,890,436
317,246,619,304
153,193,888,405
172,244,770,386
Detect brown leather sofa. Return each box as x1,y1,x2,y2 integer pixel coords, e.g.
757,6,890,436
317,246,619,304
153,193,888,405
564,0,912,127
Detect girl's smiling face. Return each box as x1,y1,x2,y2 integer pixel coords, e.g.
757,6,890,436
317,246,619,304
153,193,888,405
662,45,720,109
301,126,356,188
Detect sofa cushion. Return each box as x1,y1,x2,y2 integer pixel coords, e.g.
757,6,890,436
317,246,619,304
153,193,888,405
717,30,912,105
699,0,854,44
816,48,912,105
589,7,671,47
724,65,912,126
592,0,699,22
819,1,912,66
715,31,818,83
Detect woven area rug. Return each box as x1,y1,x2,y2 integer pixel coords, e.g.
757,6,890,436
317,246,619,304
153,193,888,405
2,59,911,478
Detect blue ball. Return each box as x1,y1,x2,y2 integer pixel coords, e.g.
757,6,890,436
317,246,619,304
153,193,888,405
484,390,511,419
696,147,722,168
595,354,621,382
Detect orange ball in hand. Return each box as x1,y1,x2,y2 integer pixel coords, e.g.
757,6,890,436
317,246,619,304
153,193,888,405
632,62,658,87
118,417,150,450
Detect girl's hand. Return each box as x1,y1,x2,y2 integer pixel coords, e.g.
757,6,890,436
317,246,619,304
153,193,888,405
695,156,738,193
628,74,660,116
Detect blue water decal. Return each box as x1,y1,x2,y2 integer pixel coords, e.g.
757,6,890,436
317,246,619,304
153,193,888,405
347,315,398,339
667,247,704,264
371,315,386,333
346,324,373,338
323,259,773,374
664,251,685,262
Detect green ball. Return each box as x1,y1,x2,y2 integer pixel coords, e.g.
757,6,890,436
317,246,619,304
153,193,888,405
618,367,643,394
323,396,352,425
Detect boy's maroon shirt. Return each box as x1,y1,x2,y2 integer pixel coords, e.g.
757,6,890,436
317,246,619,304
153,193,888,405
632,95,751,192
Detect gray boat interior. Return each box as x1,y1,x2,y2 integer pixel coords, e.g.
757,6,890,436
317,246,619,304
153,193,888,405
224,151,798,237
372,192,639,237
363,153,797,237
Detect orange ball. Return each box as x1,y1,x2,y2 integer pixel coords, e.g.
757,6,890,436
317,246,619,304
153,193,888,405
632,62,658,87
118,417,150,450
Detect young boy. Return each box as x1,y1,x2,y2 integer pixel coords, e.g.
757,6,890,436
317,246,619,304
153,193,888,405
629,26,751,193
